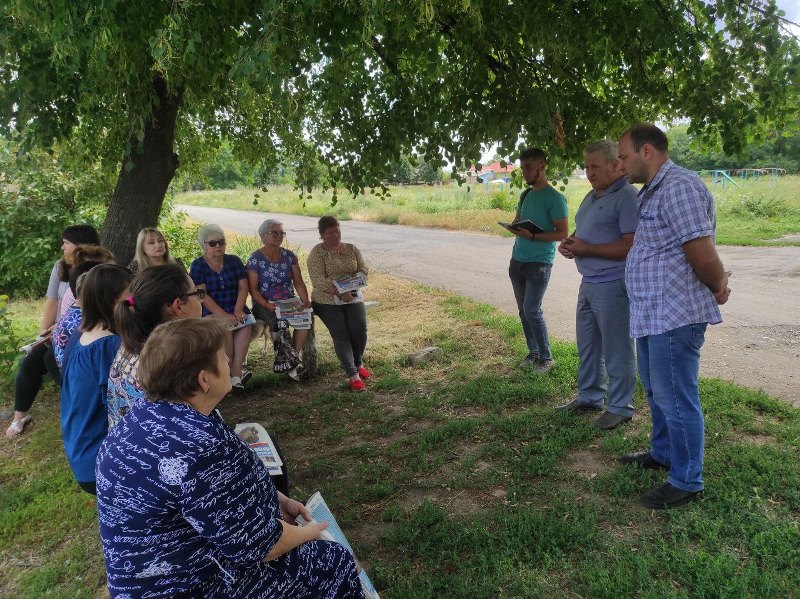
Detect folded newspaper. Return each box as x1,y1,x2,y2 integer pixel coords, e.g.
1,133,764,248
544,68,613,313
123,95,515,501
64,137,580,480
332,272,368,293
333,288,364,305
274,297,313,329
233,422,283,477
296,492,380,599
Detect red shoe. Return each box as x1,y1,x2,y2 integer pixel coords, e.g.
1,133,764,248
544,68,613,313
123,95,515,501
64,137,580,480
357,366,372,380
348,378,366,392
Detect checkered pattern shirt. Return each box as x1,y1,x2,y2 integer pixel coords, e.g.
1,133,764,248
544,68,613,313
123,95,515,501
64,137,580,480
189,254,248,316
625,160,722,338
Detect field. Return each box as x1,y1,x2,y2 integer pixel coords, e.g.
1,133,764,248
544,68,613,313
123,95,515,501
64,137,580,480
2,275,799,598
175,174,800,246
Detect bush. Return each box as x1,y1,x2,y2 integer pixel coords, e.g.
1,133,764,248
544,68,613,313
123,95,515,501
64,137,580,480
489,191,516,211
0,146,107,296
158,206,203,267
0,295,22,380
727,195,789,219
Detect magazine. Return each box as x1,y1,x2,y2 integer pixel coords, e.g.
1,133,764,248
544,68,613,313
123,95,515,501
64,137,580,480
274,297,313,330
498,219,545,235
233,422,284,477
332,272,368,294
296,492,380,599
333,288,364,305
230,312,257,331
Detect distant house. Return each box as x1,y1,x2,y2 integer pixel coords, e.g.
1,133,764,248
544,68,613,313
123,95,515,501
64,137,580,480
466,161,517,183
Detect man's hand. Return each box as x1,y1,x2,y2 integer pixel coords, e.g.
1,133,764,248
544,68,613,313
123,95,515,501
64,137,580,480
714,272,731,305
562,236,591,257
557,239,575,259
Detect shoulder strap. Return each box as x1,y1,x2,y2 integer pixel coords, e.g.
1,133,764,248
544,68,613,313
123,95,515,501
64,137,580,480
516,187,533,215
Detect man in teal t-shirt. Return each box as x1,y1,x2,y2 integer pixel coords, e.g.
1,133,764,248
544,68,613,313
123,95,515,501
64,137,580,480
506,148,569,372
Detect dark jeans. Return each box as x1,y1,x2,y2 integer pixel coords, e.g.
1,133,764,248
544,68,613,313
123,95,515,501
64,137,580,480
14,343,61,412
312,302,367,377
77,480,97,495
508,258,553,361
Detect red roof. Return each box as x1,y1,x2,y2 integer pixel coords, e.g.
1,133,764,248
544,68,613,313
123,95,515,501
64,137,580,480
468,161,516,174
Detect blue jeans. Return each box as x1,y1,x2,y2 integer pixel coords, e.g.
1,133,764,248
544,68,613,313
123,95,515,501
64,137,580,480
576,279,636,417
637,323,708,492
508,259,552,361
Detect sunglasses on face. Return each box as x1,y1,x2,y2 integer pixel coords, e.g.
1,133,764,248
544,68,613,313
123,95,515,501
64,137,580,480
206,239,226,247
268,231,286,238
185,289,207,300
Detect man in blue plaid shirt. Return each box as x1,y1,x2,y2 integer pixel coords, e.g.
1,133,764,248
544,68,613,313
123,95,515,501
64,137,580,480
617,123,730,510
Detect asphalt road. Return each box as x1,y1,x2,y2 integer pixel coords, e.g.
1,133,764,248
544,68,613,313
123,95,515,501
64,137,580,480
179,204,800,406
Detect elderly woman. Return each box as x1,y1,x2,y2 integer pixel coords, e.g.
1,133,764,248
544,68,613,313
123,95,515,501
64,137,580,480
6,224,100,438
106,263,204,427
189,224,254,390
127,227,181,273
307,216,372,392
95,318,365,598
247,219,311,380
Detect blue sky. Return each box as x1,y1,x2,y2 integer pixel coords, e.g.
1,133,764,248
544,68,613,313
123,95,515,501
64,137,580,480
776,0,799,23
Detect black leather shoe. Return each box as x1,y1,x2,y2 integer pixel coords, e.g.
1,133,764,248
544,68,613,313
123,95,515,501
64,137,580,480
639,482,703,509
555,398,603,413
594,411,632,430
618,451,669,471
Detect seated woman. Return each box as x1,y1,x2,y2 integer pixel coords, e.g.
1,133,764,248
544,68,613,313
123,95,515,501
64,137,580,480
106,263,203,427
6,224,100,438
127,227,182,273
60,264,133,494
307,216,372,392
247,219,311,380
53,245,115,370
95,318,365,598
189,224,254,390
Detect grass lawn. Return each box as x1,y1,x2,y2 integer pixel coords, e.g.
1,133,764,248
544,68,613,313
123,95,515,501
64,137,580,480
174,174,800,246
1,276,799,598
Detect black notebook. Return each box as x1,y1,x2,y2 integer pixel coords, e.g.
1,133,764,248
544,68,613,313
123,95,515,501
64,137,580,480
498,220,545,235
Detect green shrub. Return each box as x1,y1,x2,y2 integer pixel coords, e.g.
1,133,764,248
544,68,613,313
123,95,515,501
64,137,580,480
0,144,108,296
158,206,202,267
489,191,516,211
0,295,22,380
727,195,789,219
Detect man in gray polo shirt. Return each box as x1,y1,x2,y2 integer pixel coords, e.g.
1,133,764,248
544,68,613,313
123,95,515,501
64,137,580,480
556,140,638,430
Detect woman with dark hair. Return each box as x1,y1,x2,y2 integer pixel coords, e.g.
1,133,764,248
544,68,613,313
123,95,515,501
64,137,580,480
96,318,365,598
307,216,372,392
106,263,203,427
60,264,133,494
6,224,101,438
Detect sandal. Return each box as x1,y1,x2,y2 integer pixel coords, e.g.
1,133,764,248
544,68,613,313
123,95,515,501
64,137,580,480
5,415,32,438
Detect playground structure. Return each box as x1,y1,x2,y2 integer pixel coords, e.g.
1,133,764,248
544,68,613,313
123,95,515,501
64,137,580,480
701,167,787,188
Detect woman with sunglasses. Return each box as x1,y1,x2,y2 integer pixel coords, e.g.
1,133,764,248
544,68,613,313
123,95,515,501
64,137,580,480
106,264,204,427
189,224,254,390
247,219,311,380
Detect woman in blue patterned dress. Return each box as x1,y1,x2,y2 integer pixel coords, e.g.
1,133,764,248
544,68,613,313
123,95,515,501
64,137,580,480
106,263,204,427
96,318,365,598
190,223,254,390
247,219,311,380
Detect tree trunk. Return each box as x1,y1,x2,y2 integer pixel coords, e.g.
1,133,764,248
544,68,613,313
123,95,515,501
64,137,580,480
101,76,182,266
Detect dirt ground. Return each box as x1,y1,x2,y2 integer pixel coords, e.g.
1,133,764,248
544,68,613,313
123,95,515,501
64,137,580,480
181,205,800,406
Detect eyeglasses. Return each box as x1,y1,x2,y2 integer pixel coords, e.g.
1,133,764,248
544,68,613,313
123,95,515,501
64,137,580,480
206,239,226,247
268,231,286,238
186,289,207,300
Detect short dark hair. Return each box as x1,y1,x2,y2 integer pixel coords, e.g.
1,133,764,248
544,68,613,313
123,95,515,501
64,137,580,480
625,123,669,153
519,148,547,163
79,264,134,333
62,224,100,246
139,318,229,402
115,264,193,354
318,215,340,236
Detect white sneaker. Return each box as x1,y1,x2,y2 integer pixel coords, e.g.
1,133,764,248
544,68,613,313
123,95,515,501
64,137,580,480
230,376,244,390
